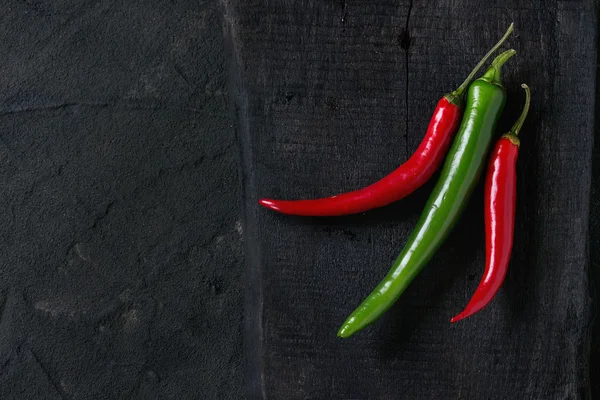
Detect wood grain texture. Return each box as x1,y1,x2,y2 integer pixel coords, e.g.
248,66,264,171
223,0,596,398
589,3,600,397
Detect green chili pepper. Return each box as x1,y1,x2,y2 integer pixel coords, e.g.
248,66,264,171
337,49,516,338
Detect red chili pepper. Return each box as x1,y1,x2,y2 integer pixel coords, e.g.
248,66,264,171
260,99,460,216
451,83,530,323
259,24,514,217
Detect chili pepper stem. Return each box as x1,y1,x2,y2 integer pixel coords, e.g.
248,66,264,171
479,49,516,85
500,84,530,148
509,84,531,136
501,133,520,147
445,23,514,107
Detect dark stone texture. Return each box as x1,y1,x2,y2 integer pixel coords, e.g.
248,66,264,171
225,0,597,398
0,1,243,399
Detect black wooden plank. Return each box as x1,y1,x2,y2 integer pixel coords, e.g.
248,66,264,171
589,3,600,398
225,0,596,398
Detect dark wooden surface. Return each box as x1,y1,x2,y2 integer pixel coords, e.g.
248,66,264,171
0,0,597,399
224,0,597,398
590,11,600,395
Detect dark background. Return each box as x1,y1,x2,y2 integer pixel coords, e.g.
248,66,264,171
0,0,596,399
0,1,243,398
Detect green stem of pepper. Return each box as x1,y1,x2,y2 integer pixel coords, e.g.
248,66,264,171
501,83,530,147
445,23,514,107
509,84,531,136
479,49,516,86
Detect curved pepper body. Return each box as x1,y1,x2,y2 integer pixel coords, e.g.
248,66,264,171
259,98,461,216
259,25,514,217
338,78,507,338
451,135,518,322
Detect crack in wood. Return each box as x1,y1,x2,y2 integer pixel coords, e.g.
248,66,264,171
403,0,413,158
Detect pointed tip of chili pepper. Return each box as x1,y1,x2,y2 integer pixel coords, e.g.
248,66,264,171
337,325,351,338
337,317,360,338
450,312,469,323
450,306,482,323
258,198,281,211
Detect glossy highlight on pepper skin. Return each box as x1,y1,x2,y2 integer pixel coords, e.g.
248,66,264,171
337,50,515,338
452,84,530,323
259,98,461,216
259,24,514,217
450,137,518,323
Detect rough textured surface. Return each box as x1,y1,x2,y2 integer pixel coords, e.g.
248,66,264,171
225,0,597,398
590,7,600,394
1,0,597,398
0,1,243,399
